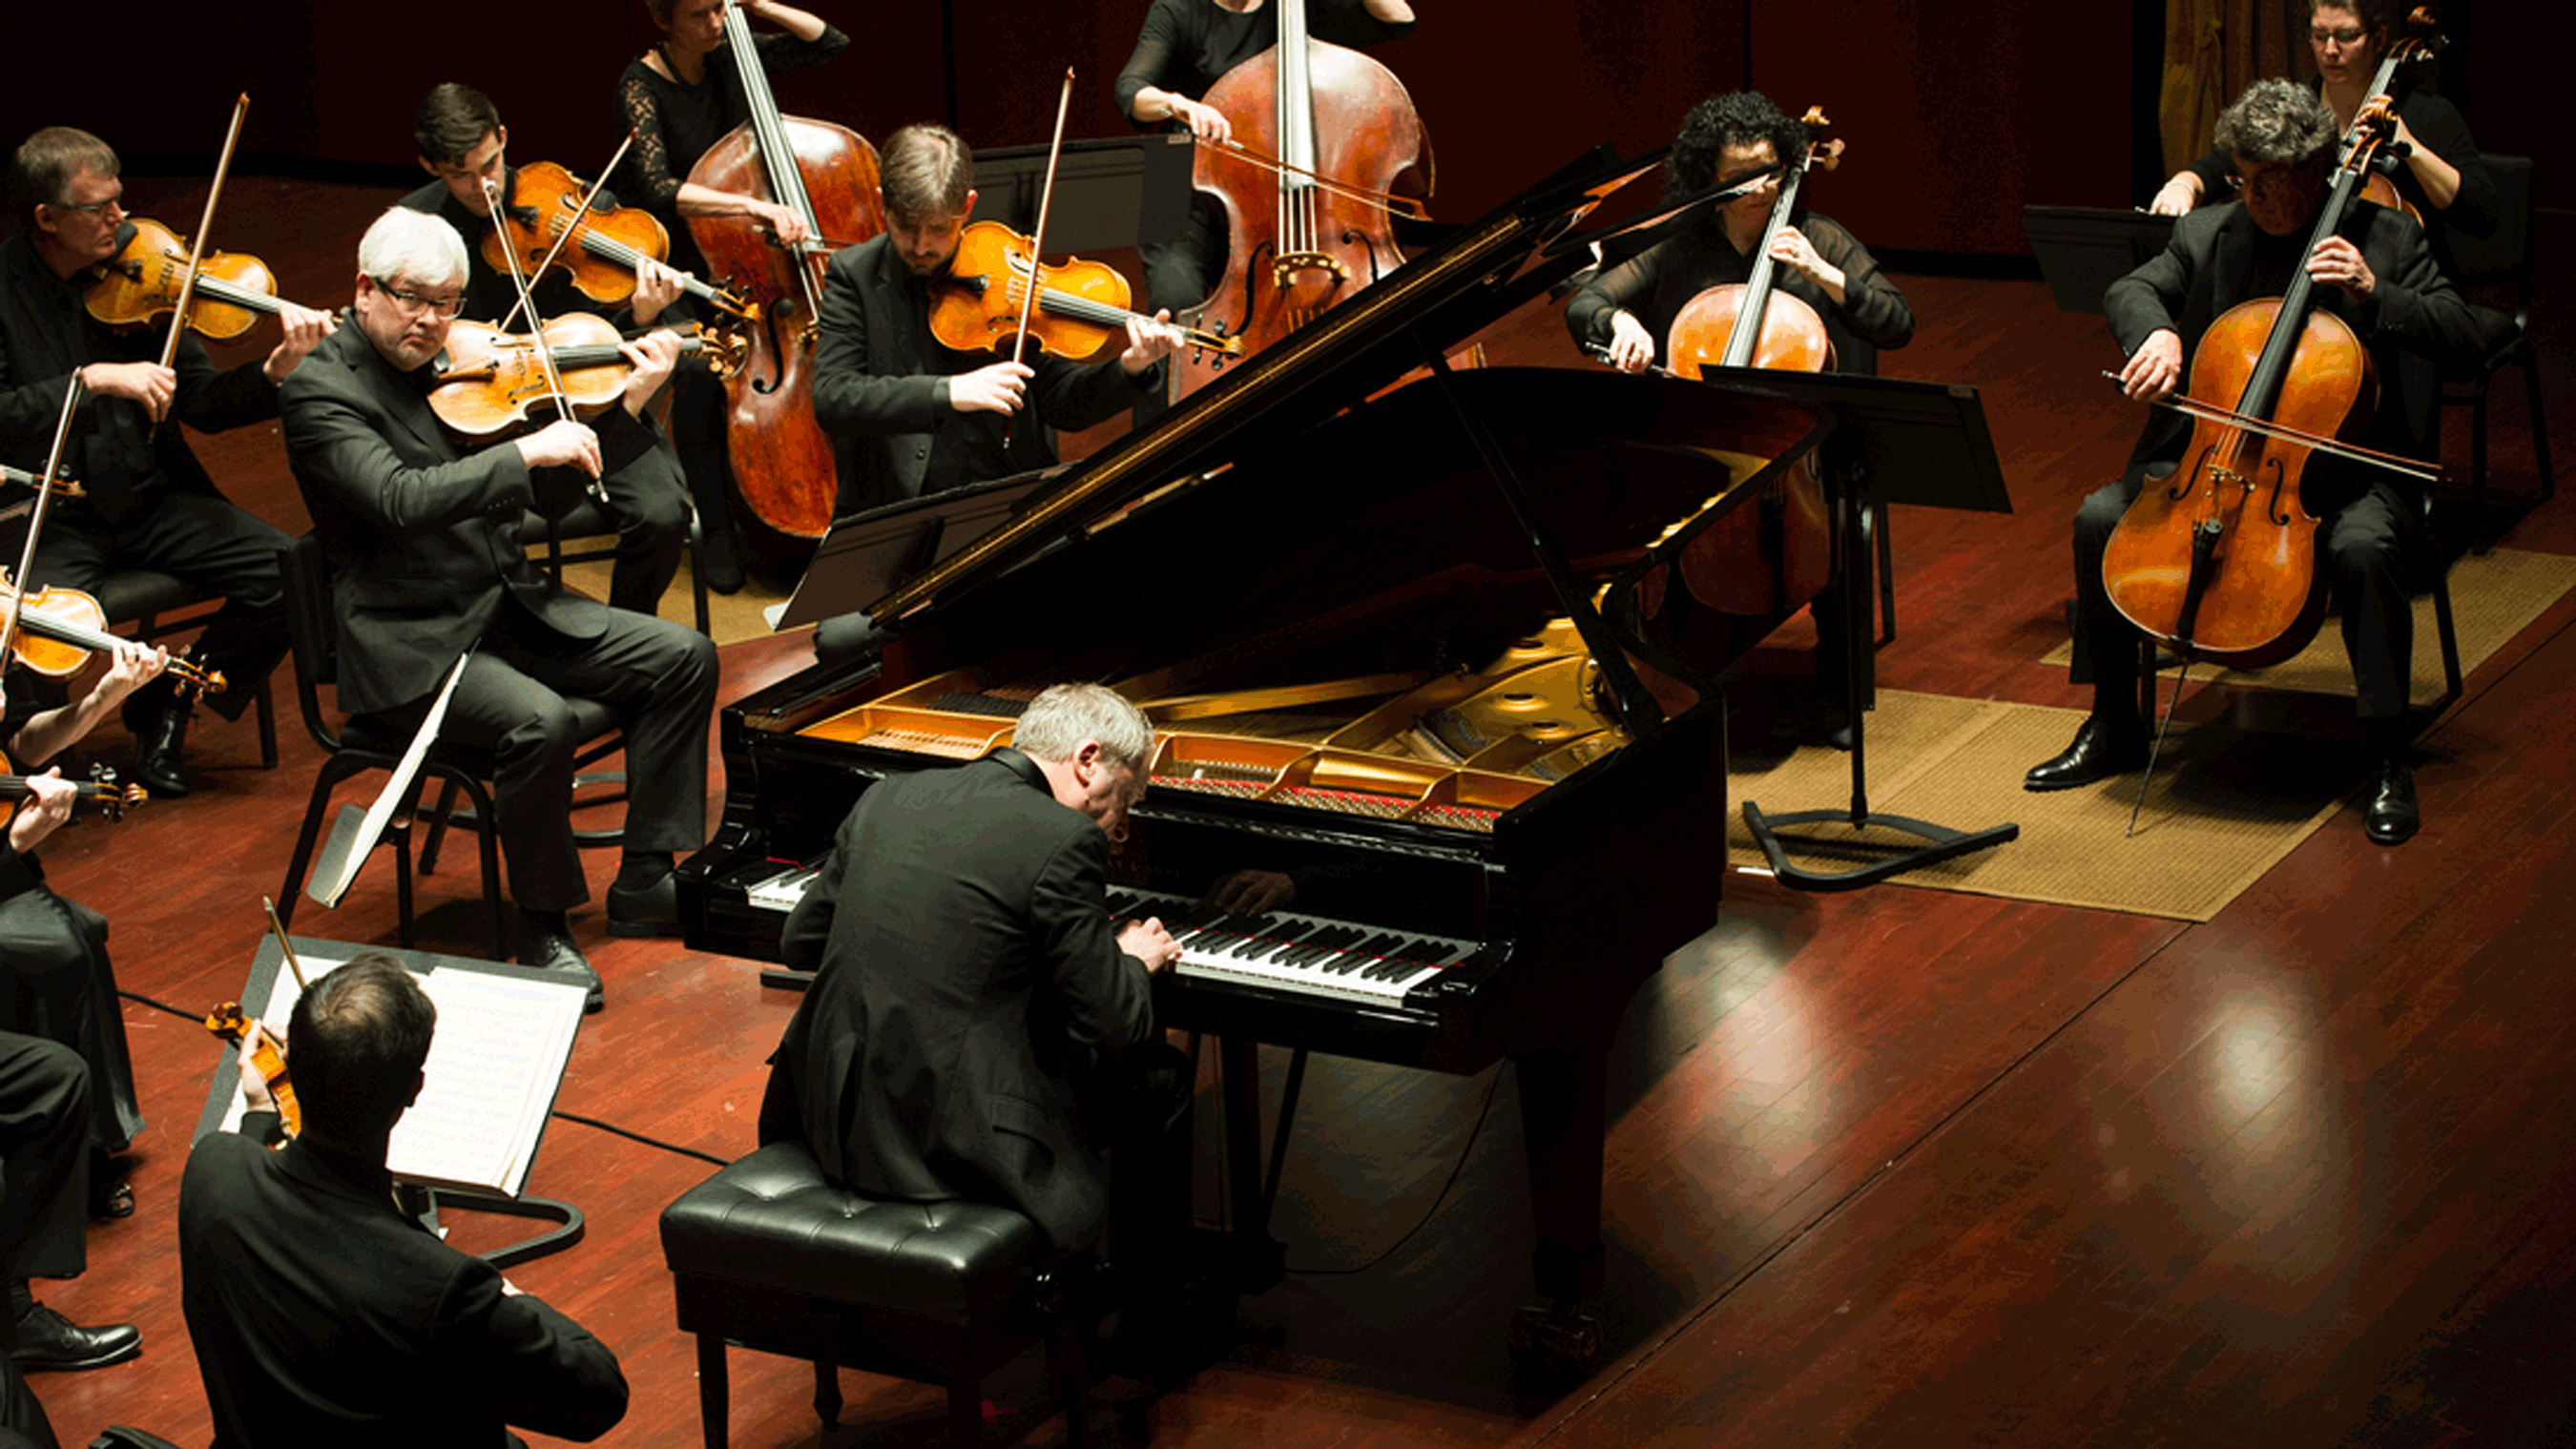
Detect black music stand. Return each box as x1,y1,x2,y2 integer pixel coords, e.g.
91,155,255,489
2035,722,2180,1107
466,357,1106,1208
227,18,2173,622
778,466,1061,631
191,935,588,1270
969,134,1197,253
2025,205,2175,315
1693,367,2024,889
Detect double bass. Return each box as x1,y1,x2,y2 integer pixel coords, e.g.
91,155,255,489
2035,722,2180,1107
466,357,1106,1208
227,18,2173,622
685,0,883,542
1659,106,1844,618
2099,97,2437,670
1173,0,1430,402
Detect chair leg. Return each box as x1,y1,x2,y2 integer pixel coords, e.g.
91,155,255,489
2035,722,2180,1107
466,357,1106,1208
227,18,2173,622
254,675,279,770
696,1335,730,1449
420,777,463,876
1872,497,1896,646
1052,1313,1091,1447
393,819,418,950
813,1359,842,1428
2433,560,2464,709
2525,348,2556,503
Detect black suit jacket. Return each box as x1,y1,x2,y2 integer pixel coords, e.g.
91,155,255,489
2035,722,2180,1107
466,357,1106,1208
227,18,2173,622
178,1128,626,1448
0,232,279,521
2104,199,2486,500
760,752,1156,1252
811,234,1158,517
278,314,647,714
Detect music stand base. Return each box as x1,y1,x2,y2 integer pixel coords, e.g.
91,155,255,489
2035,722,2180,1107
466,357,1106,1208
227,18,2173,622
435,1190,587,1270
1741,801,2019,892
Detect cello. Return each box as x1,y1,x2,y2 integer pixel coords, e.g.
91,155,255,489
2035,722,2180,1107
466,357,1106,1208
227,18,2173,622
1658,106,1844,618
1173,0,1431,402
2099,96,2439,673
685,0,883,541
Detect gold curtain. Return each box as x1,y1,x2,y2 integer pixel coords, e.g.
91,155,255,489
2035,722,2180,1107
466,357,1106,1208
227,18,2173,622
2160,0,2308,176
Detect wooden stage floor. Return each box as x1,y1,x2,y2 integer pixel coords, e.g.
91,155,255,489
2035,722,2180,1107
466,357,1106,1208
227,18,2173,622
22,176,2576,1447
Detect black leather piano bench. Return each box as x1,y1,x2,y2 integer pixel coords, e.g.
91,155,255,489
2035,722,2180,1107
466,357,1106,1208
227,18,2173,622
659,1140,1093,1449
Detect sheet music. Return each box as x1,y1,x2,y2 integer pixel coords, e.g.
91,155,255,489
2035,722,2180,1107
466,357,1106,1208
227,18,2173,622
217,951,585,1197
316,651,469,908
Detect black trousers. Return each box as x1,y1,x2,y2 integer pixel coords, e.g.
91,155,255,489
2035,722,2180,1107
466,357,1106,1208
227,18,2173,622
1077,1041,1196,1306
19,491,288,722
361,597,718,914
592,438,691,615
0,890,141,1157
0,1031,88,1287
2071,466,2417,721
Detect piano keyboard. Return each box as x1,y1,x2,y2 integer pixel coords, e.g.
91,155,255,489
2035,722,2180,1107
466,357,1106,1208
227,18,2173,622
742,861,825,912
1105,889,1479,1007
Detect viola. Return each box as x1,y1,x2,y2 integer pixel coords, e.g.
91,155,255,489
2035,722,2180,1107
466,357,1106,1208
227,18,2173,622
484,159,754,320
0,571,224,694
2341,7,2444,228
205,1004,300,1138
426,316,744,438
84,217,324,342
685,0,884,540
1657,108,1845,618
1172,0,1431,402
2098,98,2420,669
929,221,1238,362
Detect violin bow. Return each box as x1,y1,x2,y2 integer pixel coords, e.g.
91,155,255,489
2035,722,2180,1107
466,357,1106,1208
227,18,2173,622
159,93,252,373
0,375,87,668
499,133,639,335
1011,69,1080,371
260,896,311,993
479,177,612,504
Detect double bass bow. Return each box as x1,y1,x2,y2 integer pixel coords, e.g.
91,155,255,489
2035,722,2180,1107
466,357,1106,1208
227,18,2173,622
1173,0,1431,402
685,0,883,541
1655,106,1846,618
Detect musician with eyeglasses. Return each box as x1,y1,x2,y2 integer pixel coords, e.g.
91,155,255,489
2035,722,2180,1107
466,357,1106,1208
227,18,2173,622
0,127,333,800
276,206,719,1005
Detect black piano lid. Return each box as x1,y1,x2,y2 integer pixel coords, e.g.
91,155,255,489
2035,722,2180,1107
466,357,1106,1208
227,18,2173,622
839,144,1677,625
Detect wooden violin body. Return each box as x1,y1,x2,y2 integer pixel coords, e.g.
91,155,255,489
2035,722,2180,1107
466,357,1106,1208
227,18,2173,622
484,160,675,310
206,1003,299,1137
2101,300,2367,667
0,751,144,826
0,572,224,694
427,316,744,438
930,222,1242,363
85,217,300,341
1174,0,1430,402
688,115,884,540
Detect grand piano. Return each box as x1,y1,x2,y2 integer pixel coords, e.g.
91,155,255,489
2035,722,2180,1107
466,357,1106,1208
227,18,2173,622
678,147,1835,1366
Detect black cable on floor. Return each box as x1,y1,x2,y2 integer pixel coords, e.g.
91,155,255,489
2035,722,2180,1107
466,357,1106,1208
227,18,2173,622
1286,1065,1504,1277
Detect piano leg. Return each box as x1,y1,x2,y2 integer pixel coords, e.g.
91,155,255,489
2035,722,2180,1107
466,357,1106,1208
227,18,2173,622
1509,1045,1608,1375
1215,1036,1288,1296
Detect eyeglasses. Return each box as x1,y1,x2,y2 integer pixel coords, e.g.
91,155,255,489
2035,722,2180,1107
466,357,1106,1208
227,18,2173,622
52,193,124,217
2310,25,2368,45
2226,165,2320,196
375,282,467,319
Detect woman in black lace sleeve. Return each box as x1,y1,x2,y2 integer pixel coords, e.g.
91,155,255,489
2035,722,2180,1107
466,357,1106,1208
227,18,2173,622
612,0,846,586
1113,0,1417,316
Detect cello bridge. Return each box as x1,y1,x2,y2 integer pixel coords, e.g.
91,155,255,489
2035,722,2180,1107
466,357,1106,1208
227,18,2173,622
1271,251,1354,289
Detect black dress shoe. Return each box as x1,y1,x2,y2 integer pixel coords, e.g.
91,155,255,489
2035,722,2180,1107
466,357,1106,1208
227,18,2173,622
520,926,604,1013
2024,714,2150,792
696,523,746,596
604,871,681,939
5,1303,141,1373
2364,758,2420,846
122,696,192,799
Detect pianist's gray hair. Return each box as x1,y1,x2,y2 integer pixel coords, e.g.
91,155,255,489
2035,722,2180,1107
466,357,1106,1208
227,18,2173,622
1014,684,1153,772
2213,79,2338,171
357,205,469,291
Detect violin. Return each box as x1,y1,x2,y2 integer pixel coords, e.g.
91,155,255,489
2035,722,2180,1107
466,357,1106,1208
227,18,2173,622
685,0,884,540
0,465,82,506
426,316,745,438
484,160,754,320
205,1004,299,1138
928,222,1238,362
0,751,144,826
84,217,322,342
0,571,225,694
2099,98,2423,669
1656,108,1844,618
1172,0,1431,402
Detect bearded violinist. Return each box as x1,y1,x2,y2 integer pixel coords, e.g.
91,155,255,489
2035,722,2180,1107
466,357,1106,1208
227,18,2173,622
401,83,694,616
803,125,1179,665
0,128,332,798
2027,80,2485,845
1566,91,1914,745
277,207,718,1004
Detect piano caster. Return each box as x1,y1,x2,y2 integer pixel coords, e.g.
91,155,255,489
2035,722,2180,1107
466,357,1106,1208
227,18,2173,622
1508,1301,1603,1376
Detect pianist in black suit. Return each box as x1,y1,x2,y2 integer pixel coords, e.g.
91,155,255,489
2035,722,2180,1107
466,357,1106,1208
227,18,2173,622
278,205,720,1002
758,683,1209,1377
805,123,1179,664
